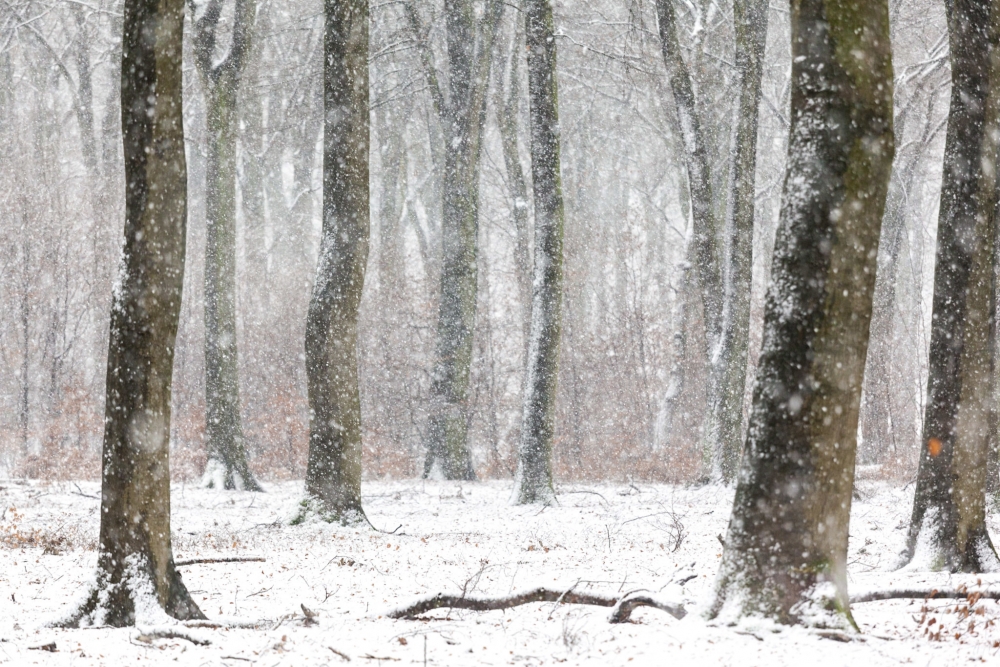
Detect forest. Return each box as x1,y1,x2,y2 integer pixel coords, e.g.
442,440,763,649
1,0,1000,664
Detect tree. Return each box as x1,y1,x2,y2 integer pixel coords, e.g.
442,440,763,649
900,0,1000,573
511,0,565,505
297,0,370,524
710,0,894,627
58,0,204,626
406,0,501,480
190,0,262,491
652,0,769,482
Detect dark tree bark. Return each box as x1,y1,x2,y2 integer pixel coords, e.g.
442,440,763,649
710,0,894,627
512,0,565,505
58,0,204,627
406,0,501,480
191,0,262,491
297,0,370,524
901,0,1000,573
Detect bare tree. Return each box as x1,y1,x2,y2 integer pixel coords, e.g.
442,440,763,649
900,0,1000,572
406,0,502,480
511,0,564,505
710,0,894,627
190,0,262,491
59,0,204,626
297,0,370,524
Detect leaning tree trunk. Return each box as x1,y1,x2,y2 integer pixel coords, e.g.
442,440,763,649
708,0,769,483
421,0,501,480
193,0,261,491
710,0,894,627
901,0,1000,573
298,0,369,525
58,0,204,627
511,0,565,505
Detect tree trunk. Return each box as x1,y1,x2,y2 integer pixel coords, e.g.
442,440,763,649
495,16,532,344
511,0,565,505
58,0,204,627
901,0,1000,573
194,0,261,491
710,0,894,627
298,0,369,524
708,0,769,483
422,0,501,480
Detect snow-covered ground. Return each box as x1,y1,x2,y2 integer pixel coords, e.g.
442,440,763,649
2,477,999,665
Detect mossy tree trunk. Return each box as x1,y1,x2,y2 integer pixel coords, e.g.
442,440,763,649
511,0,564,505
901,0,1000,573
59,0,204,627
299,0,369,525
191,0,262,491
406,0,501,480
710,0,894,627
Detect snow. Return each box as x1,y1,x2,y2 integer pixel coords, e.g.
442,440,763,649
2,478,1000,665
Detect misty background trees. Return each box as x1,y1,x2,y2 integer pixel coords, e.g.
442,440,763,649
0,1,970,496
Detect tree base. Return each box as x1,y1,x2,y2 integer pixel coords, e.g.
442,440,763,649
289,496,366,527
54,553,205,628
201,458,264,492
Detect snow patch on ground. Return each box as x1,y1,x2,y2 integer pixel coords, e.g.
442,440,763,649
1,478,999,665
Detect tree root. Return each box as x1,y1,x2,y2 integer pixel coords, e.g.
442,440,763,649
387,587,686,622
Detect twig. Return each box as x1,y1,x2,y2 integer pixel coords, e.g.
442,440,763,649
388,587,686,622
175,557,265,566
72,483,99,500
329,646,351,661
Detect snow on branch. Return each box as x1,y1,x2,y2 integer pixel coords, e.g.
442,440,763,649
387,587,686,623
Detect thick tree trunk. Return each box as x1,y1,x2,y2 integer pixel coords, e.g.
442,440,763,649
708,0,769,483
512,0,565,505
58,0,204,627
422,0,501,480
901,0,1000,573
194,0,261,491
298,0,369,524
710,0,894,627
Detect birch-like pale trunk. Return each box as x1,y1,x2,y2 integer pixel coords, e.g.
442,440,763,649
59,0,204,627
710,0,894,627
901,0,1000,573
512,0,564,505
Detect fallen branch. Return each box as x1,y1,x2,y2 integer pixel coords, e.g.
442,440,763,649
134,628,210,646
387,587,685,622
608,591,687,623
175,557,265,566
850,588,1000,604
183,618,270,629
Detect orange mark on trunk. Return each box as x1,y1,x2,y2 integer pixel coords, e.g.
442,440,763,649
928,438,942,457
